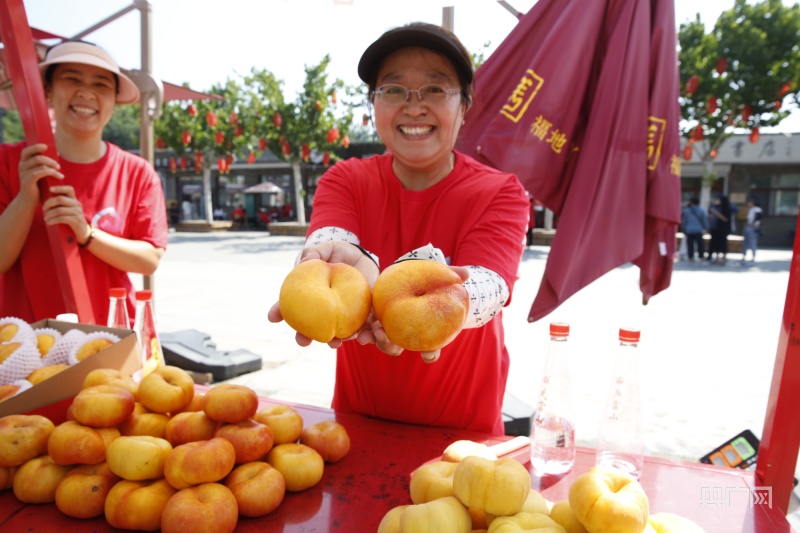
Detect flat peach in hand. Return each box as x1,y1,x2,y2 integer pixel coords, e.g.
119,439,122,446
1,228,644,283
225,461,286,517
300,420,350,463
161,482,238,533
202,383,258,423
55,462,120,518
254,404,304,444
164,437,236,490
372,259,469,352
71,384,135,428
278,258,372,343
0,414,54,467
105,478,177,531
137,365,195,414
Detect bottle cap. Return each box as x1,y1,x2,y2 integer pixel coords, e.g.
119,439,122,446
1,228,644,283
109,287,127,299
550,322,569,337
619,328,640,342
135,290,153,301
56,313,79,323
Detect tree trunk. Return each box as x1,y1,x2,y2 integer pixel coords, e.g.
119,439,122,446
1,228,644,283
699,157,715,210
203,161,213,224
292,161,306,225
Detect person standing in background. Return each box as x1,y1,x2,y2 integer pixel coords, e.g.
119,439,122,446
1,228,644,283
680,197,707,261
741,197,763,265
707,194,732,265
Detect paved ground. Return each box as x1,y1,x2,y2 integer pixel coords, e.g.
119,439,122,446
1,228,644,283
142,230,800,519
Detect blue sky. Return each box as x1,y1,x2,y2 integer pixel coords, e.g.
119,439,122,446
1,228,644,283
19,0,799,132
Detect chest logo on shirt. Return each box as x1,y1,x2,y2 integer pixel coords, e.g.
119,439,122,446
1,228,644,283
91,207,123,236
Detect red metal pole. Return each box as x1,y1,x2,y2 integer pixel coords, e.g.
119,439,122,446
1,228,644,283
0,0,95,323
756,216,800,514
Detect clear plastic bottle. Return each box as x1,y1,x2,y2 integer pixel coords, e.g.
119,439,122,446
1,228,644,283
133,290,166,380
529,322,576,476
596,328,644,479
107,287,130,329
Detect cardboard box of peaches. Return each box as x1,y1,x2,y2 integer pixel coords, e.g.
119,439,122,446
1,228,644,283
0,319,140,418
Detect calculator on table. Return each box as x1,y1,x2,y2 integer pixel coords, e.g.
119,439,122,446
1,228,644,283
700,429,798,486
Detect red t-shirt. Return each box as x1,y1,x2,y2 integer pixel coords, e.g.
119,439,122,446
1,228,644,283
309,151,529,434
0,142,169,325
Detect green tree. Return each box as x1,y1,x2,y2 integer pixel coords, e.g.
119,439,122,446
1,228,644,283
678,0,800,207
155,55,354,223
0,110,24,144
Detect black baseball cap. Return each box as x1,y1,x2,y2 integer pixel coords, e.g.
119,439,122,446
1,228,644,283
357,23,474,87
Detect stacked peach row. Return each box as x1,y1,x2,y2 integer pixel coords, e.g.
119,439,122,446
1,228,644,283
0,365,350,532
379,457,705,533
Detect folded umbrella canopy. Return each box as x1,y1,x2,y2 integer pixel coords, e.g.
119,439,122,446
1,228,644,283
457,0,681,322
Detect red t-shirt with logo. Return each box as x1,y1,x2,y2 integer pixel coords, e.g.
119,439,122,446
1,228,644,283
309,151,529,434
0,142,168,325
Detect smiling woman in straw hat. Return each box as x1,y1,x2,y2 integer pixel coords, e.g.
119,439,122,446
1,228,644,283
268,23,529,435
0,40,168,326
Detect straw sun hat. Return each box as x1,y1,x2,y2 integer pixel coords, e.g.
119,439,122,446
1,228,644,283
38,41,139,104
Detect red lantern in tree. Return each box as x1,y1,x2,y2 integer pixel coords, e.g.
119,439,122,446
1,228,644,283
206,111,218,128
226,153,234,167
217,158,225,172
683,144,693,161
230,112,238,125
168,158,177,173
195,161,202,173
301,143,310,161
156,137,165,149
180,156,188,170
749,128,760,144
215,130,225,145
258,138,267,151
247,152,256,164
194,151,203,165
684,74,699,95
326,127,340,143
715,57,728,75
362,113,369,127
330,90,337,104
774,100,782,111
707,96,718,114
315,100,323,111
181,131,192,146
234,125,243,137
187,104,198,116
322,152,331,165
692,126,704,142
281,141,291,157
710,149,718,159
273,112,283,128
742,105,752,123
778,82,792,98
341,135,350,149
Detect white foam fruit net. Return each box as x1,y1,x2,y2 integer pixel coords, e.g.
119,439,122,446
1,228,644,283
67,331,122,366
0,340,42,385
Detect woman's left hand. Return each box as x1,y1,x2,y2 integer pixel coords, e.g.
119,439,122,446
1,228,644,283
42,185,91,243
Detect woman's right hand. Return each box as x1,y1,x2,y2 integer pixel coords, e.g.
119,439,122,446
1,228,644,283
17,144,64,205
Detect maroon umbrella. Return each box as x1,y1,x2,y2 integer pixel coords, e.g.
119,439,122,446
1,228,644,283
458,0,681,321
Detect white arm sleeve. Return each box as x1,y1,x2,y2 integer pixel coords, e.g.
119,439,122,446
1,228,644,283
302,226,380,267
463,265,509,329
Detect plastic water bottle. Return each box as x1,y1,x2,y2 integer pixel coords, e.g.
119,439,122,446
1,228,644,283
133,290,166,380
107,287,130,329
529,322,576,476
596,328,644,479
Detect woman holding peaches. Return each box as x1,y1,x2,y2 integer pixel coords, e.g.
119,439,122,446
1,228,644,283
0,41,168,326
269,23,529,435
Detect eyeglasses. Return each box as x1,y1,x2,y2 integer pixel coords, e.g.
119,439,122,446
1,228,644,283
374,84,461,105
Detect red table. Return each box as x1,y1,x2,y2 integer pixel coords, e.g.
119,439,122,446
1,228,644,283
0,395,795,532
